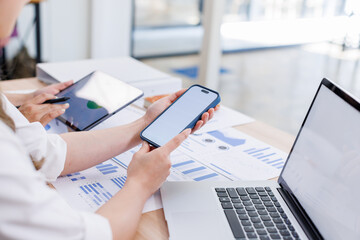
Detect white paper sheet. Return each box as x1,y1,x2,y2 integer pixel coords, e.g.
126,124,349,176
52,108,281,213
52,159,162,213
178,128,288,181
195,105,254,134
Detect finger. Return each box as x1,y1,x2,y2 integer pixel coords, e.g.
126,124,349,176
55,80,74,91
214,104,220,111
31,93,56,104
208,108,215,119
192,120,203,133
168,88,187,102
201,112,209,124
42,103,70,112
137,141,150,154
40,109,66,126
161,128,191,154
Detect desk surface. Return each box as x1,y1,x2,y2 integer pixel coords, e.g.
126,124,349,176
0,77,295,240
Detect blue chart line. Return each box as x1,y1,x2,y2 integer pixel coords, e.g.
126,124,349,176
112,157,128,169
244,147,285,169
208,130,246,147
172,160,195,168
194,173,218,181
111,176,127,189
67,172,86,181
79,182,113,206
96,162,119,175
182,166,206,174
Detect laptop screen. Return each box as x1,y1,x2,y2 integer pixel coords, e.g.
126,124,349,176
280,80,360,239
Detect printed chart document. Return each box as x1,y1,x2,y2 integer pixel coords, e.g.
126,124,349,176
115,127,287,183
52,107,283,213
52,159,161,213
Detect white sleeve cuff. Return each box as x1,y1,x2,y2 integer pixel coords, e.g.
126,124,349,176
38,133,67,181
80,212,113,240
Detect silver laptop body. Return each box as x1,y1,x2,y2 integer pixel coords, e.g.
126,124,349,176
161,78,360,240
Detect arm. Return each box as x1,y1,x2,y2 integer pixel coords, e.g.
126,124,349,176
60,89,218,175
96,130,191,240
60,117,146,175
4,92,33,106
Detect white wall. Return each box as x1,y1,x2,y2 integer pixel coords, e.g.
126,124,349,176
6,0,131,63
91,0,132,58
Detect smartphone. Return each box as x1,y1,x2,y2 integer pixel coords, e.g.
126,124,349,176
140,84,221,147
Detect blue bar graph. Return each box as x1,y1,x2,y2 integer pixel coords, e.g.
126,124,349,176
111,176,127,189
246,147,270,155
244,147,285,170
67,172,86,181
194,173,218,181
182,166,206,174
258,153,276,159
172,160,195,168
79,182,113,207
96,163,119,175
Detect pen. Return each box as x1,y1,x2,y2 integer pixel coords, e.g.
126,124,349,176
43,97,70,104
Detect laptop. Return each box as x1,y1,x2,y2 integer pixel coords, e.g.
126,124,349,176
160,78,360,240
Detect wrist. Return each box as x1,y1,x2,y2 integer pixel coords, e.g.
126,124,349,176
123,178,151,202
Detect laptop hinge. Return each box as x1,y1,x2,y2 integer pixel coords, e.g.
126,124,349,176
277,187,323,240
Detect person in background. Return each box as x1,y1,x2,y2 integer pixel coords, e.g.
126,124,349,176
0,1,218,239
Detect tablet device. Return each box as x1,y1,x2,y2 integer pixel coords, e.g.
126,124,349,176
55,71,143,131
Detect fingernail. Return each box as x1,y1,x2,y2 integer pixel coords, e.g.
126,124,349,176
184,128,191,136
61,109,66,113
64,103,70,108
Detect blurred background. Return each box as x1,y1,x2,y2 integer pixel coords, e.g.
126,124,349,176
1,0,360,135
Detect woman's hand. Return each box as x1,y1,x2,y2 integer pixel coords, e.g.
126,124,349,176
125,129,191,199
33,80,73,97
18,93,69,126
143,89,220,133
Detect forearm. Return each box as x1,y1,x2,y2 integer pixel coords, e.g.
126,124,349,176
60,117,146,175
4,93,32,106
96,181,149,240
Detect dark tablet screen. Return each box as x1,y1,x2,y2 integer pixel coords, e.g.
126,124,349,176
56,71,143,131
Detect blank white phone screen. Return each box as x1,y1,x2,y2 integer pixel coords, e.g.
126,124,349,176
142,86,217,147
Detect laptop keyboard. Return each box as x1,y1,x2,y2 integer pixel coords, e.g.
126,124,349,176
216,187,300,240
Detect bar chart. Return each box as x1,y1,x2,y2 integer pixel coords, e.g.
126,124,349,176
111,176,127,189
96,162,119,175
244,147,285,169
79,182,113,206
170,155,229,182
66,172,86,181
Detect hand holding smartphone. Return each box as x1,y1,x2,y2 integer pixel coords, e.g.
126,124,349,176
140,85,220,147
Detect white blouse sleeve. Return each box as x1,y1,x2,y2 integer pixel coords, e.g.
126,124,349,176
1,94,67,181
0,122,112,240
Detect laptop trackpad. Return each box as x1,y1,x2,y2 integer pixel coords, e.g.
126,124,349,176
170,211,225,240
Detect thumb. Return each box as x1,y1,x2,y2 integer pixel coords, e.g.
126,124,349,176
161,128,191,154
137,141,150,155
